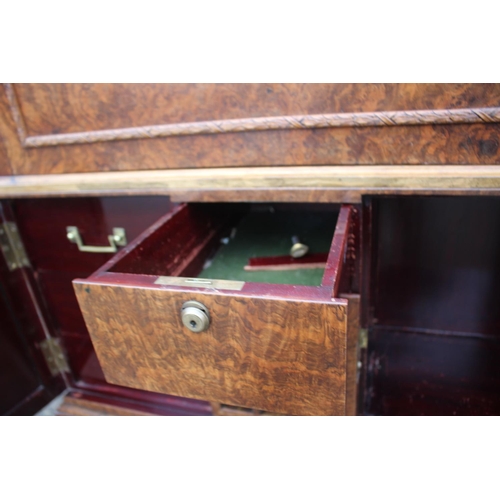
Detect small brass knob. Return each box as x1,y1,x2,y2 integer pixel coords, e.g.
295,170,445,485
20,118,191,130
290,235,309,258
181,301,210,333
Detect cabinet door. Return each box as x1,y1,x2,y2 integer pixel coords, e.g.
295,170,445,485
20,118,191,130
0,204,64,415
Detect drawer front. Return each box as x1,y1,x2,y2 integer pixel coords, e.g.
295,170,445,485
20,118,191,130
73,202,358,415
74,283,348,416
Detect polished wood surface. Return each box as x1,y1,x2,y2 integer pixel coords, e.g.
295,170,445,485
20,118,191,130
12,84,500,136
74,284,348,415
342,294,360,417
7,82,500,147
0,88,18,175
1,84,499,176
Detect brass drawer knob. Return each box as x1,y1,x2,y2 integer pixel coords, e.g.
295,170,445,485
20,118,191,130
290,235,309,258
181,301,210,333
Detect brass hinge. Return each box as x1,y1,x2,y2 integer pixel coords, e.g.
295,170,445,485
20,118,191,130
359,328,368,350
0,222,30,271
40,338,70,376
357,328,369,375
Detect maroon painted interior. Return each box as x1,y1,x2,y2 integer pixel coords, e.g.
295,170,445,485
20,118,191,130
108,203,246,277
0,202,65,415
9,197,213,415
365,196,500,415
87,202,353,304
367,328,500,416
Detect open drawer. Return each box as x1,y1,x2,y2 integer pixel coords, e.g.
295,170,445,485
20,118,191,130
73,202,359,416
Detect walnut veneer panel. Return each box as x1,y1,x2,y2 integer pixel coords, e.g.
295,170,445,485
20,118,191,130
0,89,18,175
0,138,11,175
15,84,500,136
1,84,499,175
74,284,348,416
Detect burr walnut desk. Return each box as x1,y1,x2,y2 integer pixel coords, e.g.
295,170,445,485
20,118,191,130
1,84,499,415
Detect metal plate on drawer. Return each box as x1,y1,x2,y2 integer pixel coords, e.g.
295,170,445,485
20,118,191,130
154,276,245,291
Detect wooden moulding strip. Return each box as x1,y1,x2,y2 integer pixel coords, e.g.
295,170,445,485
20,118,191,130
4,83,500,148
2,166,500,200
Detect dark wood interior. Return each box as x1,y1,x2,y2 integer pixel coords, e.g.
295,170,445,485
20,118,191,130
365,196,500,415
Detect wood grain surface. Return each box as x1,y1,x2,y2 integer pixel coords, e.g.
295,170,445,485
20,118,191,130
0,118,12,174
18,110,500,148
0,88,22,175
74,283,348,415
341,294,360,416
1,84,499,175
13,84,500,136
7,82,500,147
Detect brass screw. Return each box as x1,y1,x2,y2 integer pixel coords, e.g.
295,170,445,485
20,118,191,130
290,235,309,258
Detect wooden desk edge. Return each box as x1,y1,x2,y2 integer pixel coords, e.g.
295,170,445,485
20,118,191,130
2,165,500,201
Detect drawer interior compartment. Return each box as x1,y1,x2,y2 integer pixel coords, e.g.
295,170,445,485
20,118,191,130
109,203,340,286
73,202,359,415
197,205,337,286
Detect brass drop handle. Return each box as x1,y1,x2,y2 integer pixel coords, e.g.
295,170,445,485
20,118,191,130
66,226,127,253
